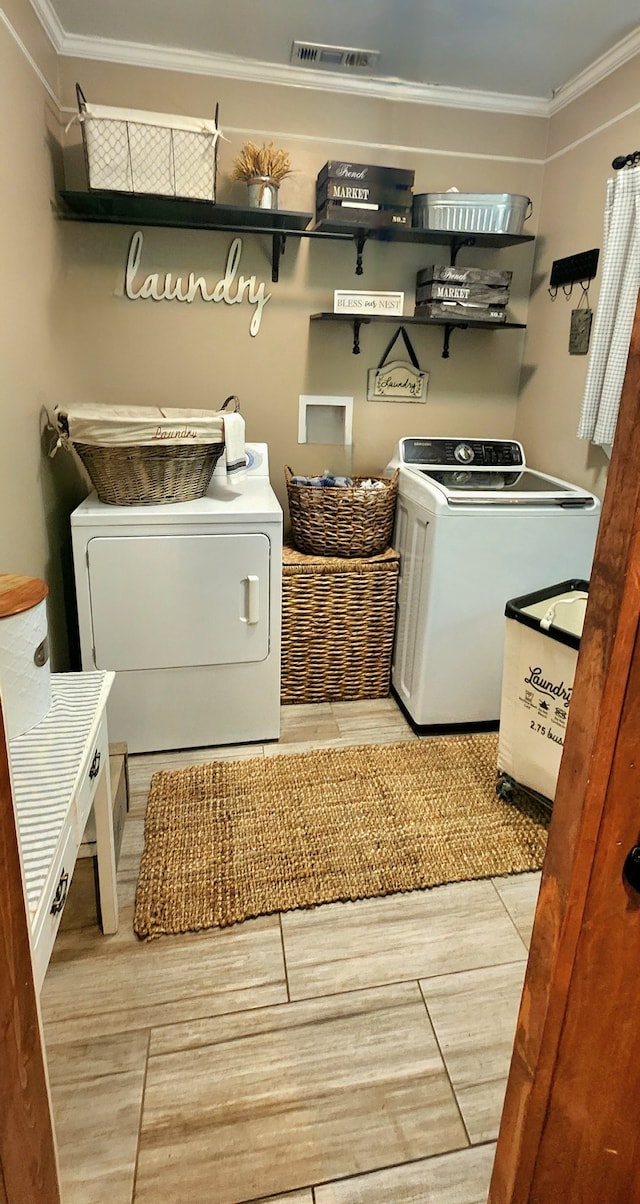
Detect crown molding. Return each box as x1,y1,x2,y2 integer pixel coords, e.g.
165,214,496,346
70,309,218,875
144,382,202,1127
29,0,64,50
549,25,640,114
58,31,550,116
29,0,640,121
28,0,548,118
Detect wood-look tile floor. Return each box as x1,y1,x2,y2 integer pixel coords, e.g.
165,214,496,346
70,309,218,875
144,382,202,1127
40,697,541,1204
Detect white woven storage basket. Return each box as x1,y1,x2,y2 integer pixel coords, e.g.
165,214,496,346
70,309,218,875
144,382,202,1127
76,85,220,200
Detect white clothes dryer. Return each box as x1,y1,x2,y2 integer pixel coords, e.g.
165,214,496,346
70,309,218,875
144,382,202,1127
385,437,601,728
71,443,282,752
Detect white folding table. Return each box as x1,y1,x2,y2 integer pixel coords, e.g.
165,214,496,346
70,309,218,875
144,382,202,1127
10,671,119,991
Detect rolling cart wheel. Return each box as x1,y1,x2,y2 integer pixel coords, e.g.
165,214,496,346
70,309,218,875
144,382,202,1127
496,775,514,803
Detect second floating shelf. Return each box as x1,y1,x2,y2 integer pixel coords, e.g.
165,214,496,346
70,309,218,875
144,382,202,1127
310,312,526,358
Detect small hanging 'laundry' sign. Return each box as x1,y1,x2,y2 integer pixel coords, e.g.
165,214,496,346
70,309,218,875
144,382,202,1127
367,325,428,403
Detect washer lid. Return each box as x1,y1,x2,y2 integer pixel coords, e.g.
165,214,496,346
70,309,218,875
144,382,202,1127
390,437,598,509
417,467,595,506
0,575,48,618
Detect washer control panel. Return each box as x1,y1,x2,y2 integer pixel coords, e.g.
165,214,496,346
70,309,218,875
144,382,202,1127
400,437,524,469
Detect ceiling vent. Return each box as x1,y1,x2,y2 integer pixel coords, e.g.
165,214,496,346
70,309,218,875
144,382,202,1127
290,41,380,72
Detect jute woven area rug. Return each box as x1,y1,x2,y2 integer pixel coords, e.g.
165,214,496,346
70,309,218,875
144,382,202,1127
133,733,548,940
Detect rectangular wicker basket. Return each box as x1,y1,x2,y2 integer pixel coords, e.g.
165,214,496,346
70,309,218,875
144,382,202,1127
281,544,400,704
285,467,399,558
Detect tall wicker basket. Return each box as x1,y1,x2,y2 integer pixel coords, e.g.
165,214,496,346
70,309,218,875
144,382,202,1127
285,467,399,558
281,545,400,703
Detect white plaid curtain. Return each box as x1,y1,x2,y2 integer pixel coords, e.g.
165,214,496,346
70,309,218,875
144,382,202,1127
577,167,640,446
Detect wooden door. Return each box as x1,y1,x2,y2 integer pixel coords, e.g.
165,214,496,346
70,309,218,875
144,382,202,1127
490,295,640,1202
0,700,60,1202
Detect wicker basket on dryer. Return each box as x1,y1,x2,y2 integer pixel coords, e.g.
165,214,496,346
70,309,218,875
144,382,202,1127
53,397,240,505
285,466,399,558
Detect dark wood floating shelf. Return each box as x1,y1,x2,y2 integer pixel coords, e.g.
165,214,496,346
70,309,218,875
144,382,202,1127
310,312,527,358
312,218,533,248
311,219,534,273
59,188,314,230
57,190,535,280
57,190,317,282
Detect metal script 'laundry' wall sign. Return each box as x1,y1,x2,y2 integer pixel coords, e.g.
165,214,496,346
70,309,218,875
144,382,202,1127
124,231,271,336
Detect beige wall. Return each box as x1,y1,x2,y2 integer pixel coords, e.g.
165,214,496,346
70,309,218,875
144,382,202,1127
514,52,640,497
55,60,543,497
3,0,638,665
0,5,87,669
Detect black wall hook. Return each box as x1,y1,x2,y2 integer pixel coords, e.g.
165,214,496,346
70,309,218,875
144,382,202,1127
549,249,599,299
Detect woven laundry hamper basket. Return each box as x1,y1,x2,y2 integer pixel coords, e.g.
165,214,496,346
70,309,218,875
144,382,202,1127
53,399,240,505
281,544,400,704
285,467,398,558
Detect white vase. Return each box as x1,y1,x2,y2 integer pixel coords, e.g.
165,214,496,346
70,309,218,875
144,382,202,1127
247,176,279,210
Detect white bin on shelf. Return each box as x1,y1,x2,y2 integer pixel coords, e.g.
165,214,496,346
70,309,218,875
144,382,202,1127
497,579,588,808
75,85,220,200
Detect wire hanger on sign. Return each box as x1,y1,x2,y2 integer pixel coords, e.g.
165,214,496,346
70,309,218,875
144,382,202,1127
376,324,422,370
577,280,591,309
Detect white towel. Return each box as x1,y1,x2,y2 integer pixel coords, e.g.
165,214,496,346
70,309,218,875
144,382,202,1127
223,411,246,480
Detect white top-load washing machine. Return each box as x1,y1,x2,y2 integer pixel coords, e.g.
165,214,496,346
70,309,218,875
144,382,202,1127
385,437,601,728
71,443,282,753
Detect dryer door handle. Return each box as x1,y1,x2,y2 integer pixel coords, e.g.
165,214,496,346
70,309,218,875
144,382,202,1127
246,575,260,625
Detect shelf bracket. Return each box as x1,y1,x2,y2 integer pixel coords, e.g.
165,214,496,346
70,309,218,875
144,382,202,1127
351,318,366,355
354,233,367,276
441,323,468,359
450,236,477,267
271,232,287,283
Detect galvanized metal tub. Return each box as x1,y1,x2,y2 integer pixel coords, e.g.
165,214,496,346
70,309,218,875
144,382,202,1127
413,192,532,235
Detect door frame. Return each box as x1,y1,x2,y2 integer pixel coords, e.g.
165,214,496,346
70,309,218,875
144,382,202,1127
490,295,640,1201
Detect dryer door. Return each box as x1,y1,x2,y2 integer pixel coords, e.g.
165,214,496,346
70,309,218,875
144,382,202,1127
87,533,270,670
